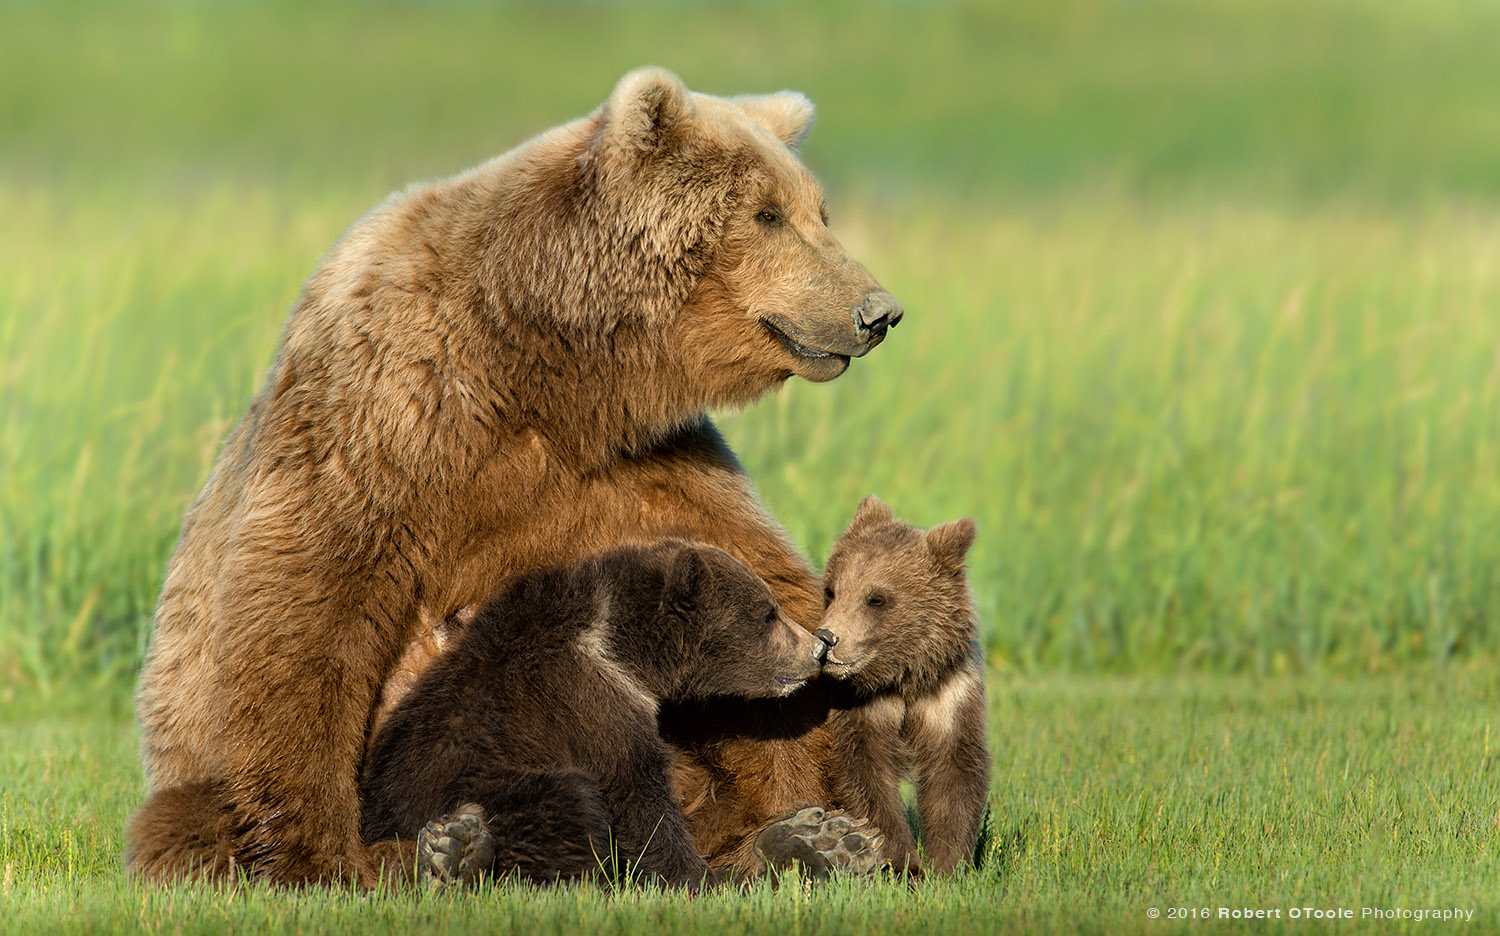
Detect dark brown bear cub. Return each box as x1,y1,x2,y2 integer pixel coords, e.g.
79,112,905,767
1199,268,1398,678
818,496,989,876
360,540,824,889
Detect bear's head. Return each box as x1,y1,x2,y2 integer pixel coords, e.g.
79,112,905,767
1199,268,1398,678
581,68,902,406
818,496,979,694
657,542,825,700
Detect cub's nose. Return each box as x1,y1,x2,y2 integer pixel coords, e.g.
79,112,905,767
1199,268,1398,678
852,291,904,345
812,628,838,664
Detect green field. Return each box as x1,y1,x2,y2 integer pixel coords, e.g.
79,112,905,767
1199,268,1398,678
3,0,1499,931
7,677,1497,934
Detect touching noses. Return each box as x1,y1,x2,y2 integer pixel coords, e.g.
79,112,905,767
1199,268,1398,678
853,291,904,344
812,627,838,664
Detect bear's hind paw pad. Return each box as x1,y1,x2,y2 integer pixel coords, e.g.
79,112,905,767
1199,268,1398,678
418,804,496,888
754,808,882,880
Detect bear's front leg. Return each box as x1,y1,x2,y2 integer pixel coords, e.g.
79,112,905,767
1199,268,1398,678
206,501,421,885
829,694,922,874
906,663,991,874
597,739,714,890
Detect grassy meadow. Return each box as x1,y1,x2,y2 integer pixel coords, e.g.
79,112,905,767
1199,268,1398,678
3,0,1499,931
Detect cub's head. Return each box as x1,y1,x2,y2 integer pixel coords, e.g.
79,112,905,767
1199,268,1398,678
819,497,978,694
590,67,902,405
659,543,824,700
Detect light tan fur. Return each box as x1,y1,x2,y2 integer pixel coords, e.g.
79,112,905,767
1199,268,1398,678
820,497,990,875
576,592,660,716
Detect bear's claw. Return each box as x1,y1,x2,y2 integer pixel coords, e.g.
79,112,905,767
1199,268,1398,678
753,806,884,879
418,803,496,888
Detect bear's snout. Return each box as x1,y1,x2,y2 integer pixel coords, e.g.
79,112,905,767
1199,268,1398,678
772,619,826,691
812,627,838,664
852,291,904,347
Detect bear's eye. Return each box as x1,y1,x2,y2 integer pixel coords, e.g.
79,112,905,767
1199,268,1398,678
757,207,783,226
764,605,779,625
824,586,835,604
819,204,830,226
866,593,887,609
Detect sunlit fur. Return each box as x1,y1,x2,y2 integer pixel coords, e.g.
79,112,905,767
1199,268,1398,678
128,68,898,885
819,496,990,875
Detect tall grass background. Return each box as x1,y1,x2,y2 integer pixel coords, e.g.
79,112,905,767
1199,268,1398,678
5,0,1500,709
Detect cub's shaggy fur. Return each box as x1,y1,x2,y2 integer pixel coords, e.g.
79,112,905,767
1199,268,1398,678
129,67,901,884
819,496,989,875
360,541,823,889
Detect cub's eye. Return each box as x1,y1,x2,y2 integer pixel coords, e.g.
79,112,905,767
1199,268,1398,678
757,208,782,225
819,204,830,226
824,586,835,603
764,605,779,624
866,593,887,608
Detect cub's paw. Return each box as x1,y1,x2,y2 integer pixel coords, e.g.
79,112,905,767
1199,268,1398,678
753,807,884,880
418,803,496,888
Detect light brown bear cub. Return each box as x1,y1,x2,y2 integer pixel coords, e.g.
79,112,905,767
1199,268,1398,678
817,496,989,875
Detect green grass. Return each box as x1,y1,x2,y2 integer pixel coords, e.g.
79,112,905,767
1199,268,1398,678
4,676,1497,934
6,0,1500,698
4,0,1500,930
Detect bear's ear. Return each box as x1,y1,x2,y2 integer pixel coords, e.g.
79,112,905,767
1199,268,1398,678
844,494,894,536
601,67,694,160
733,91,816,150
925,518,978,575
663,545,704,617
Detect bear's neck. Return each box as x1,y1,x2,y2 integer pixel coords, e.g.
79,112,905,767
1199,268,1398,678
882,620,979,699
449,130,726,469
470,302,708,468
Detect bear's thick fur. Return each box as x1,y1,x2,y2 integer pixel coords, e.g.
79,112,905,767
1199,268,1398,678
128,67,901,885
360,541,824,889
819,496,989,875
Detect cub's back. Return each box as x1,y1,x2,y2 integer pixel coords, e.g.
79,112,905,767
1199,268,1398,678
359,556,656,841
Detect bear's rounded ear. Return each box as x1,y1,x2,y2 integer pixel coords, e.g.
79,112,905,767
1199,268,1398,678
845,494,894,535
601,67,694,161
664,545,704,617
926,518,978,575
732,91,816,150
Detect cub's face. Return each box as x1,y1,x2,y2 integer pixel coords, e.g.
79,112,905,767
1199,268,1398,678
664,545,824,701
819,497,978,694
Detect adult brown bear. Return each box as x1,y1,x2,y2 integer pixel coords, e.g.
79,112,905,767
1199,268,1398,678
128,67,902,885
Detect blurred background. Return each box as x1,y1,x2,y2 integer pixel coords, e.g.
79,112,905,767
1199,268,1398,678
4,0,1500,712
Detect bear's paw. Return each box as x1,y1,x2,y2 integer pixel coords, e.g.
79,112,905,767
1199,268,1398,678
418,804,496,888
753,806,884,880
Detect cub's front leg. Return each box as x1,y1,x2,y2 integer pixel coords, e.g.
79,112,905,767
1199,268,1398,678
828,692,921,874
598,738,714,890
905,662,990,873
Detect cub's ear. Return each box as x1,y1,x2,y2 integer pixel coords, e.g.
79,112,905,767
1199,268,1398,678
732,91,816,150
601,67,694,160
663,545,704,617
844,494,894,536
926,518,978,574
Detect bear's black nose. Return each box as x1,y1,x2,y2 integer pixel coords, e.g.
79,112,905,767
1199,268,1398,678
811,628,838,664
852,291,904,342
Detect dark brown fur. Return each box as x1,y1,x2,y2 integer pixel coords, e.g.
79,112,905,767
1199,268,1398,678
819,497,989,875
129,67,900,885
359,541,822,888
